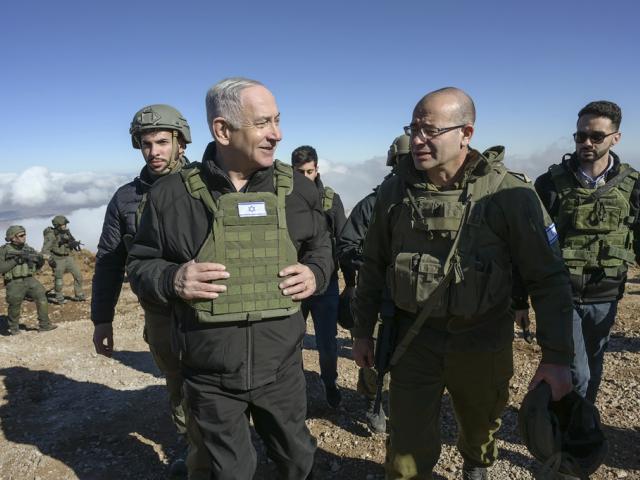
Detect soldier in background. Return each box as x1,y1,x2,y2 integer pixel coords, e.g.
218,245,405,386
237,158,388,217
42,215,85,304
1,225,57,334
336,134,409,433
91,104,209,479
291,145,349,408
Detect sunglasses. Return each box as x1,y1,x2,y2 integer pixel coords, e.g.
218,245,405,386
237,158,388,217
573,131,618,144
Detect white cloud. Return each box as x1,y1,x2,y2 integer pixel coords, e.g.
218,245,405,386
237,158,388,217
319,156,392,212
0,166,131,252
0,166,130,222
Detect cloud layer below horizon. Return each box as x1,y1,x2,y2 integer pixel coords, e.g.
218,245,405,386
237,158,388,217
0,143,587,252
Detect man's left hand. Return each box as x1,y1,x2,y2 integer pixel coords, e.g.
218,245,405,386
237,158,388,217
528,362,572,401
278,263,316,300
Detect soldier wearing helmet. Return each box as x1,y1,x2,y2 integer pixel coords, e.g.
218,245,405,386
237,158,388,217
1,226,56,334
42,215,85,304
91,104,208,479
336,133,408,433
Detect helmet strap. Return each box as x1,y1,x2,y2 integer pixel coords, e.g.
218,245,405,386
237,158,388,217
166,131,180,173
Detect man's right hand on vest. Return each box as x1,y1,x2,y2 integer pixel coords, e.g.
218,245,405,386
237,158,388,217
173,260,229,300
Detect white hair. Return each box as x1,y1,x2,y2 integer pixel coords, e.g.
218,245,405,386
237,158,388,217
205,77,265,129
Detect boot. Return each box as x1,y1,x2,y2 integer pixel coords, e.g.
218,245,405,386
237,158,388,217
71,294,86,302
50,296,66,305
462,463,488,480
39,323,58,332
365,398,386,434
325,383,342,408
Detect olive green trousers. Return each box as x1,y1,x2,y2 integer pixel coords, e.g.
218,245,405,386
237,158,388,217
144,310,211,480
385,340,513,480
51,255,83,300
6,276,51,331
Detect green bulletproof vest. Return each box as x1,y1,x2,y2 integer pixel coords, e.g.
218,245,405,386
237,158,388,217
321,186,334,211
550,163,638,277
181,161,300,323
387,163,512,331
47,228,72,256
2,244,36,282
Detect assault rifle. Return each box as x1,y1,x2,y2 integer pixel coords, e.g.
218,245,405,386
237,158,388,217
58,234,83,252
6,251,44,269
372,317,397,415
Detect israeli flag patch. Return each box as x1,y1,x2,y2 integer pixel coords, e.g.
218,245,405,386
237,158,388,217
238,201,267,217
545,223,558,245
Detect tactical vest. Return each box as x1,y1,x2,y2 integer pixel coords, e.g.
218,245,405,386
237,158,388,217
387,164,513,332
549,162,638,277
45,227,71,256
181,161,300,323
2,244,36,282
321,186,334,211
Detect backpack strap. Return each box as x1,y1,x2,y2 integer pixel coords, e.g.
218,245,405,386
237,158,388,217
273,160,293,229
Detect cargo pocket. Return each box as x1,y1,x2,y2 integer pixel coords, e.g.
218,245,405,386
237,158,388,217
387,253,445,314
449,259,509,320
387,253,420,313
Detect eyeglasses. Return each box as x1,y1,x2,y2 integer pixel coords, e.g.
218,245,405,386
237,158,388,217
403,123,466,141
573,131,618,144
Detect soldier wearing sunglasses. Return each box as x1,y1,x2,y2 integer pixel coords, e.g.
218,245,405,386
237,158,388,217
534,101,640,404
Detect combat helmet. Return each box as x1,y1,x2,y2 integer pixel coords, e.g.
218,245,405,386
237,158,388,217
5,225,25,242
52,215,69,227
387,134,410,166
129,104,192,149
519,382,608,479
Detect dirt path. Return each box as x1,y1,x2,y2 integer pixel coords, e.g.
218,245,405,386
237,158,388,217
1,254,638,479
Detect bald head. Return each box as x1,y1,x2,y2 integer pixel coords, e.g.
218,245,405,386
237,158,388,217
414,87,476,126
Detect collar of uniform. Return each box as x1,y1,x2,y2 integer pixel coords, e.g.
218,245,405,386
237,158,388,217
201,141,275,193
565,150,622,185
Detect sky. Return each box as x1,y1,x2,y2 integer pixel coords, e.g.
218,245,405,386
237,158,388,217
2,0,640,250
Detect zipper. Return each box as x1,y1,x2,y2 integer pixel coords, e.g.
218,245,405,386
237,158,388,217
246,320,253,390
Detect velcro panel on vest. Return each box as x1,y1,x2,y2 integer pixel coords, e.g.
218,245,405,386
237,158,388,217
410,193,465,236
189,191,300,323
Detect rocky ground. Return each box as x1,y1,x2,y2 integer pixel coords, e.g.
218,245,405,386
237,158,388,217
0,252,638,480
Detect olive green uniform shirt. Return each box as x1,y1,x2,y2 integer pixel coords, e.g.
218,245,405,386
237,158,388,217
352,148,574,365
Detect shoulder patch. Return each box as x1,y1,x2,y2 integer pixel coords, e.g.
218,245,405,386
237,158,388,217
508,171,532,183
545,223,558,245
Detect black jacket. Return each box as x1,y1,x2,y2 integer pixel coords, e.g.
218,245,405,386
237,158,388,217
127,142,333,390
535,151,640,302
313,174,353,285
91,165,156,325
336,188,377,287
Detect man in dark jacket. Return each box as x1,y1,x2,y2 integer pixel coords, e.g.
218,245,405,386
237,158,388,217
291,144,349,408
91,104,209,479
336,134,408,433
352,87,573,479
534,100,640,403
127,78,333,480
